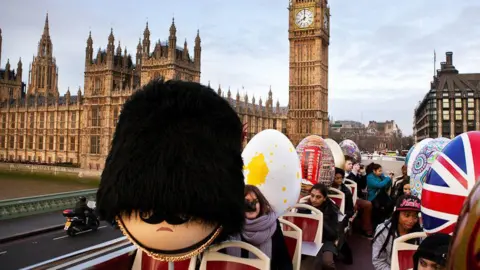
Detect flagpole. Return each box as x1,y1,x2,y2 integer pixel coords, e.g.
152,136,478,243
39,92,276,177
434,50,436,77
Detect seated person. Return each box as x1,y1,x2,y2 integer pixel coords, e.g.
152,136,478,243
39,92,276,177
347,159,373,237
299,183,339,270
372,195,423,270
331,167,354,220
391,165,411,201
229,185,293,270
413,233,451,270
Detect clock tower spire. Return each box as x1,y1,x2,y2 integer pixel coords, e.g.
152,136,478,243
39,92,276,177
287,0,330,145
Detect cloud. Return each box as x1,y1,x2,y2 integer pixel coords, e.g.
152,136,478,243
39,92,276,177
1,1,480,137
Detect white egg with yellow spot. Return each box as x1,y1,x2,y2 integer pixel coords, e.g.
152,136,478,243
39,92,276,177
242,129,302,216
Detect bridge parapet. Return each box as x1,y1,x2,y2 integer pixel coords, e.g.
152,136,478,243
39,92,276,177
0,189,97,220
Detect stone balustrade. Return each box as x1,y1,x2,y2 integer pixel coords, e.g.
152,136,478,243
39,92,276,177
0,162,101,178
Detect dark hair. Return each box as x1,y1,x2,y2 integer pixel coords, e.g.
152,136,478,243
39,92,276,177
335,167,345,178
344,155,353,163
244,185,272,216
372,209,422,258
96,79,245,239
311,183,329,198
366,162,382,175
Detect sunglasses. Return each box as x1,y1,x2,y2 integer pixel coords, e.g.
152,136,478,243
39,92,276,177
139,211,191,225
245,199,259,212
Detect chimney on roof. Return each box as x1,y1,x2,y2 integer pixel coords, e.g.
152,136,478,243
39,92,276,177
440,61,446,70
446,51,453,65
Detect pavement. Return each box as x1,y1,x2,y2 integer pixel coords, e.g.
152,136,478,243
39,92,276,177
0,221,122,270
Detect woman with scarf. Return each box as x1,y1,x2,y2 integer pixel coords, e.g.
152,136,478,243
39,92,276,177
229,185,293,270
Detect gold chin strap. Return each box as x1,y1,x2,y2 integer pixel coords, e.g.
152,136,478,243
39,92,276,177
115,216,223,262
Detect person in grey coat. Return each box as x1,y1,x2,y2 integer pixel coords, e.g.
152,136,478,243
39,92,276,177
371,195,423,270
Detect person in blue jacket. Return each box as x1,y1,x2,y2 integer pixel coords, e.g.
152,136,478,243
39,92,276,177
366,162,393,229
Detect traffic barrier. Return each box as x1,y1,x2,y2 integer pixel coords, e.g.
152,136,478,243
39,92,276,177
0,189,97,220
0,224,64,244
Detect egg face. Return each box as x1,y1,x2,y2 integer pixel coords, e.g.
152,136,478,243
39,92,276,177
339,139,361,163
325,138,345,169
421,131,480,236
296,135,335,196
409,138,450,198
242,129,302,216
407,138,433,177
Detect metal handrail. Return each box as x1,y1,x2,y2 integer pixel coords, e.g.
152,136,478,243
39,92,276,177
0,189,97,206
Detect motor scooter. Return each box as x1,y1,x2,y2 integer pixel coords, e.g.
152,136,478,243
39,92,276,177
62,209,100,236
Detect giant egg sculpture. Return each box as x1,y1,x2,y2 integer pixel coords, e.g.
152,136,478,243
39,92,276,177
407,138,433,176
421,131,480,236
410,137,451,198
296,135,335,196
242,129,302,216
325,138,345,169
339,139,361,163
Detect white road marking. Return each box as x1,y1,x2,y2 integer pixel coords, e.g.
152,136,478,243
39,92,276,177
0,251,7,255
53,225,108,240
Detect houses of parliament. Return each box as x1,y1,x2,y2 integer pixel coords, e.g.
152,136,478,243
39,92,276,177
0,1,330,170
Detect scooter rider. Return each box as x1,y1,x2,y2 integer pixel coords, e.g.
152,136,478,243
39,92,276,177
74,196,93,225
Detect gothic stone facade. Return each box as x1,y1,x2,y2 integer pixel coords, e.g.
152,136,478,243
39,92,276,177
0,15,288,170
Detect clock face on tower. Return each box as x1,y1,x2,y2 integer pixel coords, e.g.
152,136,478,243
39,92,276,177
295,9,314,28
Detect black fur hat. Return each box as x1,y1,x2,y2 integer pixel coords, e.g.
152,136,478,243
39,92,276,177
96,79,245,240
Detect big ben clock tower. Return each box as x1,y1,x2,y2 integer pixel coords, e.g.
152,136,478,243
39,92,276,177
287,0,330,145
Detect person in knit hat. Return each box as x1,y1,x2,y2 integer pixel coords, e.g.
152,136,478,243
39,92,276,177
413,233,451,270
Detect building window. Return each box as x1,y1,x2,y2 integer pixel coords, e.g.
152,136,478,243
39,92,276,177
70,136,76,151
1,114,6,129
442,99,449,108
71,111,76,128
91,106,101,127
455,110,462,121
28,136,34,149
59,136,65,151
60,112,65,129
442,110,450,121
455,98,462,108
29,113,34,128
8,88,13,98
0,135,5,149
468,110,475,121
8,136,14,148
38,136,44,150
19,113,25,128
10,114,15,129
18,136,24,149
113,107,119,127
467,98,474,108
90,136,100,154
49,112,55,129
94,78,101,95
39,113,45,128
48,136,54,150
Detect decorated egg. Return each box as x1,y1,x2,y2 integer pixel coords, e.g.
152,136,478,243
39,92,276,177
447,179,480,270
339,139,361,163
407,138,433,177
325,138,345,169
296,135,335,196
410,138,451,198
421,131,480,235
405,144,415,166
242,129,302,216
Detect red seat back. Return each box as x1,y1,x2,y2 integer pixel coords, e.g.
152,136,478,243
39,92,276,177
398,250,416,270
283,235,297,261
283,216,319,242
206,261,261,270
330,197,342,208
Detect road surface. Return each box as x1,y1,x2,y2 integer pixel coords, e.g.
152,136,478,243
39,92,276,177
0,211,65,239
0,222,122,270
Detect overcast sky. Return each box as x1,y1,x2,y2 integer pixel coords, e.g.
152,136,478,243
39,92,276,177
1,0,480,135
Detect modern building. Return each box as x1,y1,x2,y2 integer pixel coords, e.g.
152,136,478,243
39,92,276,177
414,52,480,142
1,2,333,169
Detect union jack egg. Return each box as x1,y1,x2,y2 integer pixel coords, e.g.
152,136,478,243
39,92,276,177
421,131,480,235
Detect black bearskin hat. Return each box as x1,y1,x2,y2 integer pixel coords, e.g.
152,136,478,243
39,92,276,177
96,79,245,240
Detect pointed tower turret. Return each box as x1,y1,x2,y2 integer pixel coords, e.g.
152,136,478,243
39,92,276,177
0,28,2,66
194,29,201,70
183,39,189,60
85,31,93,67
4,59,9,80
37,13,53,57
143,22,150,56
168,18,177,61
17,58,22,82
